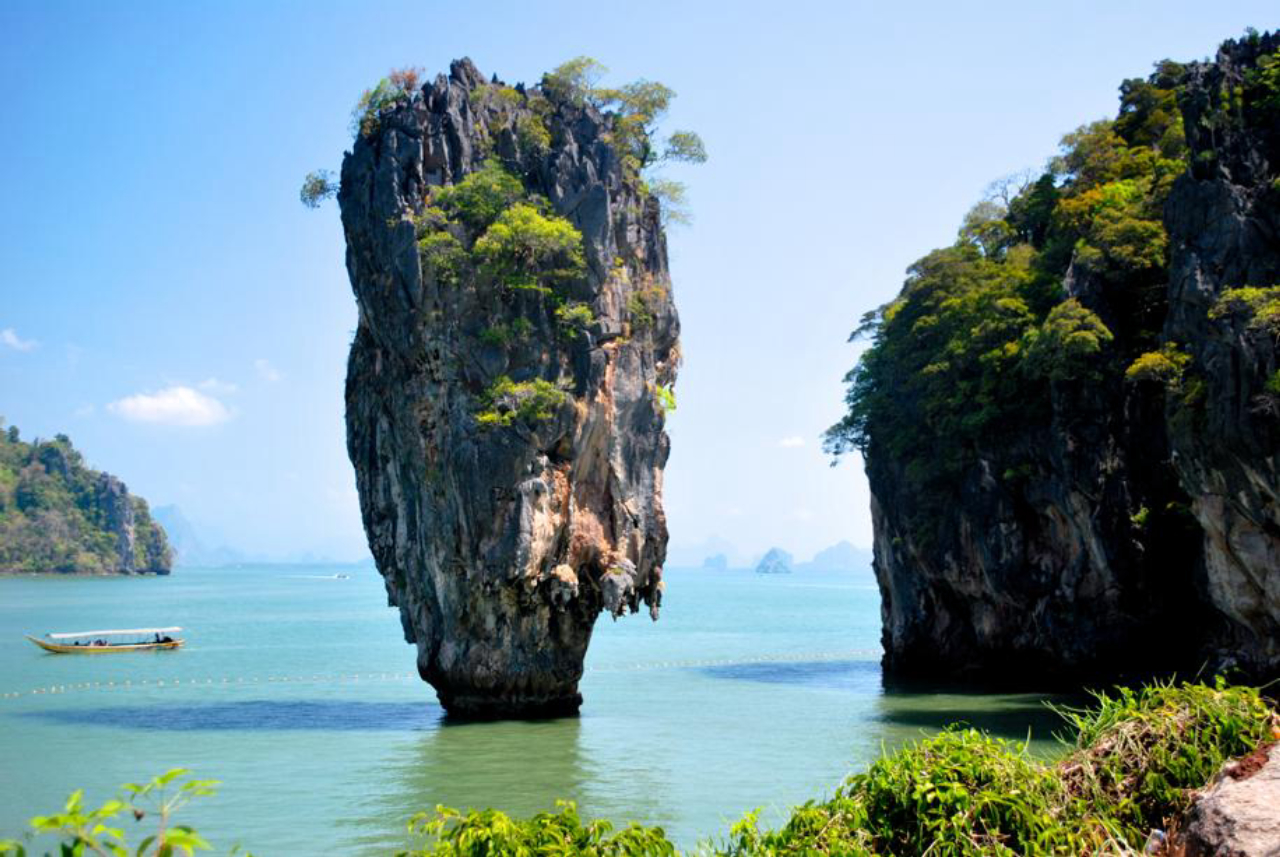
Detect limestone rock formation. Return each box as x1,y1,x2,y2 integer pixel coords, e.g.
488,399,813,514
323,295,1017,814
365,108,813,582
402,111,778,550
1173,742,1280,856
340,60,679,716
0,428,171,575
844,32,1280,684
755,548,793,575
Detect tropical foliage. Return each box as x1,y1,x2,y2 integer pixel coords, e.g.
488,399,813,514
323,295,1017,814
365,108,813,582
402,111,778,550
542,57,707,221
0,769,227,857
0,425,168,573
826,54,1191,504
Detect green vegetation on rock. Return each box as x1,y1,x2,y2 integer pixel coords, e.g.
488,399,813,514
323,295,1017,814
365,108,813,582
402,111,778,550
416,160,586,298
1209,284,1280,334
475,377,569,427
0,424,170,574
1125,343,1191,386
825,52,1190,522
543,57,707,222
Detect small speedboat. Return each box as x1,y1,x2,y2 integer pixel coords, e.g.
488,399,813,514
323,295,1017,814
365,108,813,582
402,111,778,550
25,627,184,654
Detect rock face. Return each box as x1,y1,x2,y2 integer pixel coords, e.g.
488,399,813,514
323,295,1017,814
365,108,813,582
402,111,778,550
862,33,1280,683
1174,742,1280,857
0,430,171,575
340,60,679,716
755,548,793,575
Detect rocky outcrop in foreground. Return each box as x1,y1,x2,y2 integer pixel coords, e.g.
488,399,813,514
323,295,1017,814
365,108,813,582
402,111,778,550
341,60,679,716
835,32,1280,684
1174,741,1280,856
0,428,171,575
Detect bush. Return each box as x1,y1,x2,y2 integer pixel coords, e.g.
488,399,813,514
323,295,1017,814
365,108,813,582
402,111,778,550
351,67,423,138
1125,344,1191,386
1055,678,1278,838
397,802,675,857
473,203,585,293
0,769,222,857
299,169,337,208
1209,285,1280,334
475,377,569,427
433,160,525,231
555,303,595,339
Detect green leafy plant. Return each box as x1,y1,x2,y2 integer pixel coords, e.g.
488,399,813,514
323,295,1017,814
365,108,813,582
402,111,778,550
298,170,337,208
1209,285,1280,335
654,385,676,415
0,769,227,857
555,303,595,339
397,801,675,857
473,203,585,294
475,377,569,427
541,57,706,223
1125,344,1191,386
351,67,424,138
432,160,525,232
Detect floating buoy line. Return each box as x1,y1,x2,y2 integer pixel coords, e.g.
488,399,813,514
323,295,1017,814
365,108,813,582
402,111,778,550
1,649,878,701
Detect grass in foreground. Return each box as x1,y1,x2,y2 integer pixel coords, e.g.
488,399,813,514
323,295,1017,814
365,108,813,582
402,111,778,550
4,680,1277,856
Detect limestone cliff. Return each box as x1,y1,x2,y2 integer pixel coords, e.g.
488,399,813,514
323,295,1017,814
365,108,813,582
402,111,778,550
0,428,172,575
834,32,1280,684
340,60,679,716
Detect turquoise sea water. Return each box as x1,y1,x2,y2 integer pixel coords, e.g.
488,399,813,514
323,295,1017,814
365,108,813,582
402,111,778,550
0,567,1071,854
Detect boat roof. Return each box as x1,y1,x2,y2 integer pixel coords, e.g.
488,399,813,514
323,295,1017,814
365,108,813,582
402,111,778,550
47,627,183,640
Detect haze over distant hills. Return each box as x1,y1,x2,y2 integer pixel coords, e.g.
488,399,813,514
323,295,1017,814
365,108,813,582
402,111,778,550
668,537,871,572
152,505,371,568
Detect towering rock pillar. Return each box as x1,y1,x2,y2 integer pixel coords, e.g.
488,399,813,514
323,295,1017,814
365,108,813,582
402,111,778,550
340,60,679,716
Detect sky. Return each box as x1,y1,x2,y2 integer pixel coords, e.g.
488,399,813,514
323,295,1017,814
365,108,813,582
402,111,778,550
1,1,1274,563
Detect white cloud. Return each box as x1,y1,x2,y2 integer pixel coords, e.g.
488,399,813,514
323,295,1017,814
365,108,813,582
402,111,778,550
73,404,96,418
199,377,239,395
107,386,231,427
778,436,806,448
790,508,815,522
1,328,37,352
254,359,282,382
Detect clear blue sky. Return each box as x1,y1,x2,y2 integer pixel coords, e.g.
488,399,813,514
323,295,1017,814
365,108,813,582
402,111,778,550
1,1,1273,562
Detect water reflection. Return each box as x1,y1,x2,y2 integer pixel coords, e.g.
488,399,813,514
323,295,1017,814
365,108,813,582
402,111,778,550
23,699,441,731
700,656,1077,756
342,715,593,854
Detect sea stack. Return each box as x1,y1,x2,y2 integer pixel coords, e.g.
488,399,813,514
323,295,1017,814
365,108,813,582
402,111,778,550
340,60,679,716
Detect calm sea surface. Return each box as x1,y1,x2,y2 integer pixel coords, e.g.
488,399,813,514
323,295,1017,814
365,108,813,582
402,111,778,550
0,566,1072,854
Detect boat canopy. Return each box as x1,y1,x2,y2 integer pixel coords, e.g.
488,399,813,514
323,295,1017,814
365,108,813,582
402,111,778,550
47,627,183,640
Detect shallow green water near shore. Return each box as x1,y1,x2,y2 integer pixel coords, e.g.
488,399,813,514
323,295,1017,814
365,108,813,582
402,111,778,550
0,566,1071,854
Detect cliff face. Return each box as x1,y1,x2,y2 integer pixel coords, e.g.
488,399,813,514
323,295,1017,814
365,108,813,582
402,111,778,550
0,430,172,575
340,60,679,716
1164,37,1280,673
847,33,1280,683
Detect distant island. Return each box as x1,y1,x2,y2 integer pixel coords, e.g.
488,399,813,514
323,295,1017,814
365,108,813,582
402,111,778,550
0,424,171,574
755,547,793,574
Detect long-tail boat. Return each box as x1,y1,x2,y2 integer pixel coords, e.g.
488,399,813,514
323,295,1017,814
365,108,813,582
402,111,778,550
25,627,184,653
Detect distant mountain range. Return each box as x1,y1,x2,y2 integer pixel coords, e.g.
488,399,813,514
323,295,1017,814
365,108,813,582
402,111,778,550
669,536,872,573
151,505,372,568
